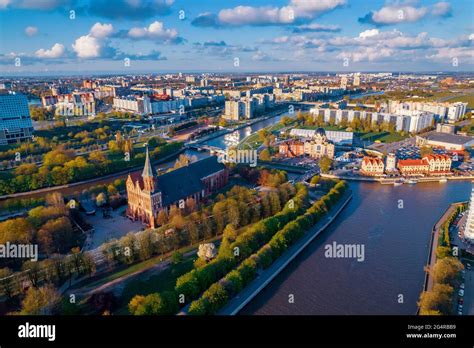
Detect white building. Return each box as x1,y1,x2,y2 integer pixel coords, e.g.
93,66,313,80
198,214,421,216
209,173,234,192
310,107,434,133
43,92,96,117
386,153,397,172
113,95,152,115
382,100,467,123
289,128,353,145
447,102,467,123
353,74,360,87
464,188,474,242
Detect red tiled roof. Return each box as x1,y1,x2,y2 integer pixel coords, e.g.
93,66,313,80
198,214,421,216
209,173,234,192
362,156,383,165
398,159,428,166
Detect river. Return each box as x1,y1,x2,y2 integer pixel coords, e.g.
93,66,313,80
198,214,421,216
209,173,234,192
0,110,293,207
240,180,471,315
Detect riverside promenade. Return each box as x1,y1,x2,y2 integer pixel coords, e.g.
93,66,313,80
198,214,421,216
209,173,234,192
218,190,353,315
423,202,465,294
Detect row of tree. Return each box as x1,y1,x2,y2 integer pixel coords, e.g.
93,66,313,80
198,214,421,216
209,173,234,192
419,205,465,315
102,184,296,269
188,180,347,314
126,183,308,315
0,141,182,195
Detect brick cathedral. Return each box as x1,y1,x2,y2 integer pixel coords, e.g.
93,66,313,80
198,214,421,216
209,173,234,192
126,147,228,228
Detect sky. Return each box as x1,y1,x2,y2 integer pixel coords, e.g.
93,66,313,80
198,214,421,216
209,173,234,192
0,0,473,75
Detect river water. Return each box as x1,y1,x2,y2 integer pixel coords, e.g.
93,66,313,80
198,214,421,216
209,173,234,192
240,180,471,315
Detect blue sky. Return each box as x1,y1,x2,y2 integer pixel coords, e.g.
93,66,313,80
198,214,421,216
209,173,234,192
0,0,473,74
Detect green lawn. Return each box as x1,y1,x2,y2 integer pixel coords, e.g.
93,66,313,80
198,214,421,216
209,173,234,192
444,95,474,109
358,131,408,143
238,122,286,149
116,257,196,314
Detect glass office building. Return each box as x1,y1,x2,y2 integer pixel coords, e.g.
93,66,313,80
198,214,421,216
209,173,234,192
0,92,34,145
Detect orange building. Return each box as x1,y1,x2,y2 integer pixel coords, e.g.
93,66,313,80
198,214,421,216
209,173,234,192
397,159,430,176
398,155,452,177
360,157,385,176
279,140,305,157
423,154,452,175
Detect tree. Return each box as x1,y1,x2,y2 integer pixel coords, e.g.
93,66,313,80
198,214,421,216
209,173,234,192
259,148,271,161
310,175,320,186
418,283,453,315
171,251,183,264
319,156,333,174
96,192,107,207
420,146,433,158
0,267,15,299
0,218,35,244
20,284,61,315
157,210,168,226
280,116,293,126
431,256,463,286
37,217,73,254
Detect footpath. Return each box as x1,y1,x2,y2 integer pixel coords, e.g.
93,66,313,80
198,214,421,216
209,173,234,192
218,190,353,315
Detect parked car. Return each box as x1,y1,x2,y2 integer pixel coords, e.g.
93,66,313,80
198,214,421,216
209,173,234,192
458,289,464,297
460,283,465,290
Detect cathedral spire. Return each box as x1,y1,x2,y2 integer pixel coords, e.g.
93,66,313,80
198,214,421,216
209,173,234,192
142,145,156,179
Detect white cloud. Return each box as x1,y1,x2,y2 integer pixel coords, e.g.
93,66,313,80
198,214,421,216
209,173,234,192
90,22,114,39
219,6,295,26
427,47,474,61
24,26,38,36
358,29,379,39
372,5,428,25
216,0,345,26
128,21,178,41
72,35,101,58
290,0,346,18
0,0,12,9
469,34,474,41
35,43,65,58
431,1,451,16
338,47,394,62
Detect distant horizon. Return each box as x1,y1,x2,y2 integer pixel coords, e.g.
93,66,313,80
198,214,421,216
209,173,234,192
1,70,473,79
1,0,473,74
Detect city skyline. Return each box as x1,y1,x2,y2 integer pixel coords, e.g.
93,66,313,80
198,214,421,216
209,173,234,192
1,0,473,74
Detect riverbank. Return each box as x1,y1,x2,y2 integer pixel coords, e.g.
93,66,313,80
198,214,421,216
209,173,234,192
422,202,466,294
190,105,294,147
218,189,353,315
322,173,474,185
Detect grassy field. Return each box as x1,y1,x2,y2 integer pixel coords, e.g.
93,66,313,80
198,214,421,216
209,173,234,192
238,122,287,149
358,131,408,143
443,94,474,108
115,257,196,314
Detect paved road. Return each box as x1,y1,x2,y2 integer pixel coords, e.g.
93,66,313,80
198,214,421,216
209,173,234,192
461,268,474,315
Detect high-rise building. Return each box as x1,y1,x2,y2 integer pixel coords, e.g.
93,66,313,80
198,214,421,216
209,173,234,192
464,187,474,242
340,76,348,89
353,74,360,86
0,92,34,145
